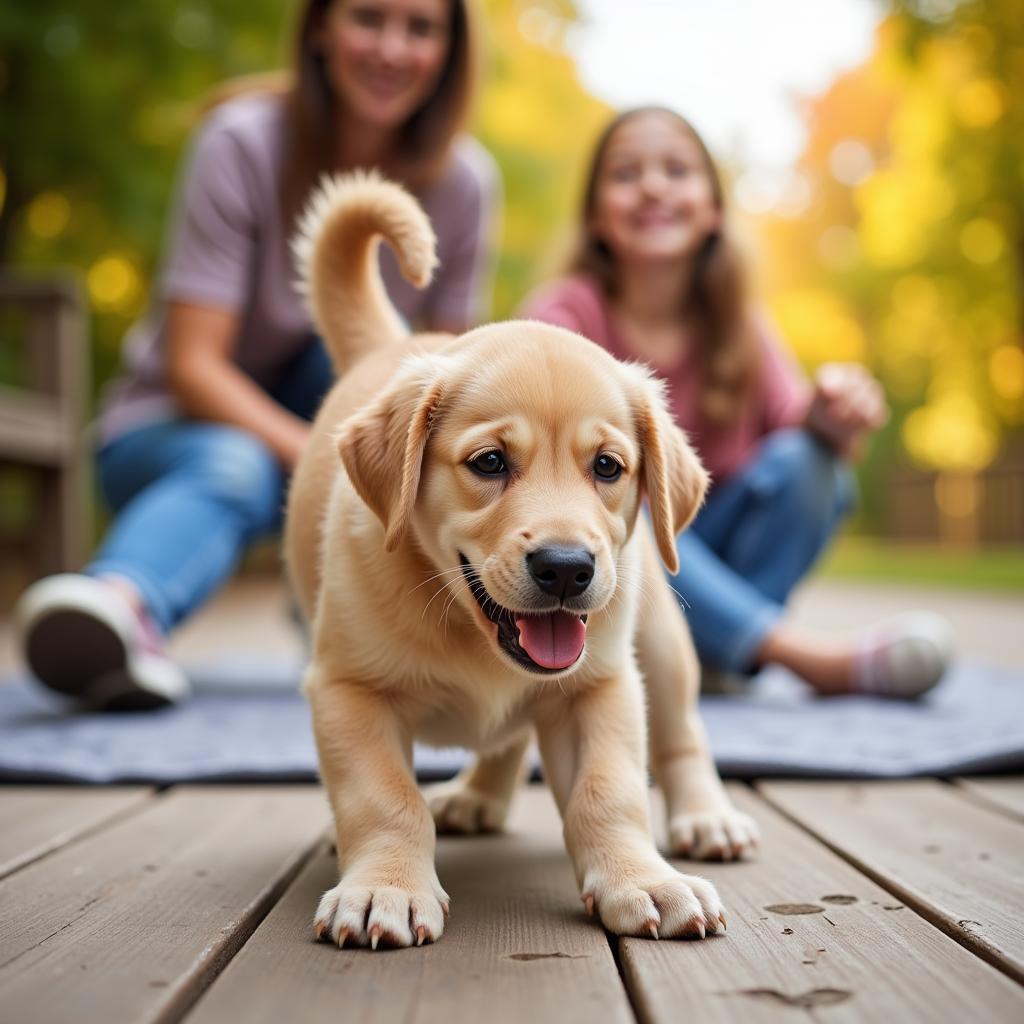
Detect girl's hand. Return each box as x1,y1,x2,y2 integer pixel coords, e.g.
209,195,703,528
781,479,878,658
804,362,888,459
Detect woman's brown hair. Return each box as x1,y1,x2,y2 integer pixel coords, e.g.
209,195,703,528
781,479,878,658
572,106,758,424
207,1,476,229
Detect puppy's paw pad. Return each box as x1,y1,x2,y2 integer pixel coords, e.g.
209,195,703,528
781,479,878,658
668,808,760,861
426,783,509,834
584,869,724,940
313,880,447,949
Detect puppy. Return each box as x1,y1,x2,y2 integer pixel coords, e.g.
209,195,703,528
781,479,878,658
285,172,758,950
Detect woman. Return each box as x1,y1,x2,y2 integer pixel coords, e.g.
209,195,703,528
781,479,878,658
522,106,951,698
16,0,500,709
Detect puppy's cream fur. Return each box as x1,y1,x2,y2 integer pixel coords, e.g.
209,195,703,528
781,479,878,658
285,172,758,950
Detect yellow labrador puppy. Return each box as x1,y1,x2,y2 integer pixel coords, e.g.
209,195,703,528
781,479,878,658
285,173,758,950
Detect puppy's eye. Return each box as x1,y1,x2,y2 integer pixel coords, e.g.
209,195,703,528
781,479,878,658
468,450,507,477
593,453,623,481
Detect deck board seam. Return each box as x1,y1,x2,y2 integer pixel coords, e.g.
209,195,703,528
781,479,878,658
754,784,1024,989
155,836,330,1024
947,779,1024,825
0,786,163,882
605,929,643,1024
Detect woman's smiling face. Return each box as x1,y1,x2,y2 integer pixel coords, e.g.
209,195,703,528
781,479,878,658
590,111,722,267
319,0,452,132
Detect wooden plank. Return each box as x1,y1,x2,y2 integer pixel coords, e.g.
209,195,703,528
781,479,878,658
186,786,634,1024
0,786,153,880
0,385,70,464
0,274,82,307
954,777,1024,823
758,780,1024,987
0,785,329,1024
620,785,1024,1023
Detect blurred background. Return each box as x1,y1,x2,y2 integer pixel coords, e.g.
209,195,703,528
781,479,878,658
1,0,1022,605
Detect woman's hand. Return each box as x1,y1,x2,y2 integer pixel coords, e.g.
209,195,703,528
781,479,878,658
804,362,888,459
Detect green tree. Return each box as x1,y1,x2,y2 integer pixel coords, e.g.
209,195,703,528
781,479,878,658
1,0,294,390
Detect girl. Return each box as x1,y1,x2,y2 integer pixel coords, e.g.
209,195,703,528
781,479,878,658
16,0,499,709
522,106,950,698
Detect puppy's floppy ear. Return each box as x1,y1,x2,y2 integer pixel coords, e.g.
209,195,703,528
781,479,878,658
336,356,446,552
631,370,710,575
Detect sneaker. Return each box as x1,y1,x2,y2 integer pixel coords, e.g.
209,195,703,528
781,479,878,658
13,574,191,711
853,612,954,699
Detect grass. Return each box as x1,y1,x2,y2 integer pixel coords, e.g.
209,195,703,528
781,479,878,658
819,536,1024,592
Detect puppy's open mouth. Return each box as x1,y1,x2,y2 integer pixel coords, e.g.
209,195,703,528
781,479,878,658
459,556,587,674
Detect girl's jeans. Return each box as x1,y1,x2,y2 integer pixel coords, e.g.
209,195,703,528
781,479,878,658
88,340,333,634
666,428,855,673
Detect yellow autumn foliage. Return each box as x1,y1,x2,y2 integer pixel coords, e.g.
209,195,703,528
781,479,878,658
756,1,1023,474
771,289,865,367
474,0,612,317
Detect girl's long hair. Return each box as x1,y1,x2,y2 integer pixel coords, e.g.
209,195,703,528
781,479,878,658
206,0,476,230
572,106,758,424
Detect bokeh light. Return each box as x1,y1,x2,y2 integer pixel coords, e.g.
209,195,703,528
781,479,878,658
26,192,71,239
772,288,865,366
902,394,998,470
954,77,1005,128
960,217,1005,264
87,255,142,313
828,139,874,186
989,345,1024,402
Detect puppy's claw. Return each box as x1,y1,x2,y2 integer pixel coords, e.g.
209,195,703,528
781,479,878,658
583,893,595,917
695,920,706,940
336,927,350,949
313,920,327,942
646,922,660,940
718,912,728,932
416,926,428,947
441,900,451,919
369,927,381,951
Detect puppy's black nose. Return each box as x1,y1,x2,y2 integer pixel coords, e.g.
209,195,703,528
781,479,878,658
527,547,595,600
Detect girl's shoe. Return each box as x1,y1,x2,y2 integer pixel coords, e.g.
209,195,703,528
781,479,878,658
14,574,190,710
853,612,954,699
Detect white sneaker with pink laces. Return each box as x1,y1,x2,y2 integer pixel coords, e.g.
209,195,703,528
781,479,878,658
853,612,954,699
14,574,190,710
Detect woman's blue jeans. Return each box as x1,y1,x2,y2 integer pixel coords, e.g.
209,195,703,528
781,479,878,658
88,340,333,634
666,429,855,673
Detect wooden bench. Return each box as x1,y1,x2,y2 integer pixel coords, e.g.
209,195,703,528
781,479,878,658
0,274,90,581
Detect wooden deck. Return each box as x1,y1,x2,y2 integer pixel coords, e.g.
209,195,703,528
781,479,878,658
2,779,1023,1023
3,578,1021,1021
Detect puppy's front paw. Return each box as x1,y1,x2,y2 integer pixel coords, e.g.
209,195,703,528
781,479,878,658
582,866,725,939
313,877,449,949
668,807,760,861
426,781,510,834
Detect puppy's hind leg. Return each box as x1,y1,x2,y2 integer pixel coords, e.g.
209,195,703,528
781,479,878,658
426,732,531,834
637,527,759,861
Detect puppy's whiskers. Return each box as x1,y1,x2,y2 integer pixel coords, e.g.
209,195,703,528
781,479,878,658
408,565,470,598
619,577,656,618
421,575,464,623
613,561,659,618
419,560,488,625
440,588,464,639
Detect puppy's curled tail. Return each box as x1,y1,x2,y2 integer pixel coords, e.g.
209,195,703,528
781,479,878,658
292,171,438,375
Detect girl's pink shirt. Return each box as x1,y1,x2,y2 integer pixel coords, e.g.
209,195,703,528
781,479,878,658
521,274,811,488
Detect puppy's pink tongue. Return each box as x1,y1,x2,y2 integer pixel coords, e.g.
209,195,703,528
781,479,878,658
515,612,586,670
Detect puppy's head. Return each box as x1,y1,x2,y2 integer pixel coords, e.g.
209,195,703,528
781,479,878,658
337,322,707,677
